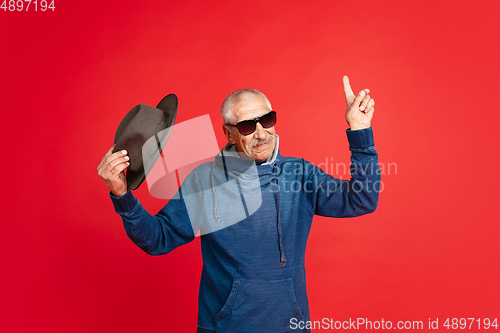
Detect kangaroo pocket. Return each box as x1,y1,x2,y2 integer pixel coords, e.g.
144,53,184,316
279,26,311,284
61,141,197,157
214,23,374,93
214,278,304,333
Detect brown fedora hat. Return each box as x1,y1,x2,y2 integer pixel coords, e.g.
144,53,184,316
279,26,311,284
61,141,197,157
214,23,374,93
112,94,178,190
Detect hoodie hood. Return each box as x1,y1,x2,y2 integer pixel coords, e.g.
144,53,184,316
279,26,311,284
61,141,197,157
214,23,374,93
210,134,286,267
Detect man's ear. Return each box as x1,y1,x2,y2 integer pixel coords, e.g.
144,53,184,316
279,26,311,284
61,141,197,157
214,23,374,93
222,125,235,144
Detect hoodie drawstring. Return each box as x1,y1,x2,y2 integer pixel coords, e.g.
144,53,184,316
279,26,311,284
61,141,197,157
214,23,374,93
211,157,221,223
274,163,286,267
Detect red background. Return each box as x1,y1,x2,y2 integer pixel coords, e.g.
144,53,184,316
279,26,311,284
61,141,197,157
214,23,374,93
1,0,499,332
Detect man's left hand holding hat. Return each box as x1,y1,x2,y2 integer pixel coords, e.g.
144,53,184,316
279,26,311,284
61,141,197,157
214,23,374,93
97,146,130,197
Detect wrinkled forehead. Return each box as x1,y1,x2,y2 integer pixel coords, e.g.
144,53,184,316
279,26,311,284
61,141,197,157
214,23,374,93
232,95,271,122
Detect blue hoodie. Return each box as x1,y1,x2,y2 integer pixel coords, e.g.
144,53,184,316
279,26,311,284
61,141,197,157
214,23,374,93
110,127,380,332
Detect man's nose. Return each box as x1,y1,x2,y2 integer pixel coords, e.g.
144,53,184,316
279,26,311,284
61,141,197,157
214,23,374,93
253,122,267,140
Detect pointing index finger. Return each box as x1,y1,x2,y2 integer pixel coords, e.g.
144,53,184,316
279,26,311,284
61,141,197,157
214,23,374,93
343,75,354,101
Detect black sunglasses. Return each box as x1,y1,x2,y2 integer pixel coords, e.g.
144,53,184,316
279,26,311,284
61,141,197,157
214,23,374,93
226,111,277,136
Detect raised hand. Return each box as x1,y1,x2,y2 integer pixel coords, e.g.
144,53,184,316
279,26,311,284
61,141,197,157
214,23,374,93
343,75,375,131
97,145,129,197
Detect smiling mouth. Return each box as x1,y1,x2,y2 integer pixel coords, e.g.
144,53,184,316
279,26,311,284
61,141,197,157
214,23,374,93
249,135,274,150
253,142,268,150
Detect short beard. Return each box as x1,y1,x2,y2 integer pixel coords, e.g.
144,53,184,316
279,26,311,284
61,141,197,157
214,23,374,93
249,134,274,149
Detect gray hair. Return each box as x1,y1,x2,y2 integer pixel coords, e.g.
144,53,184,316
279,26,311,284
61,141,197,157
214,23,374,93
221,89,272,126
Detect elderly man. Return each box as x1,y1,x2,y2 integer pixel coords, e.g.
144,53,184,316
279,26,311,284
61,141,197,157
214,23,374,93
98,76,379,333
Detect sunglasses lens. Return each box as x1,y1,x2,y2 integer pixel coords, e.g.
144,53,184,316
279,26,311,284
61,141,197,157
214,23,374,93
259,111,276,128
233,111,276,135
237,120,257,135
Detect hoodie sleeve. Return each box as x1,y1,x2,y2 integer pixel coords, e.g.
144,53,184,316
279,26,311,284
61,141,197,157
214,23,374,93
302,126,380,217
110,185,196,256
